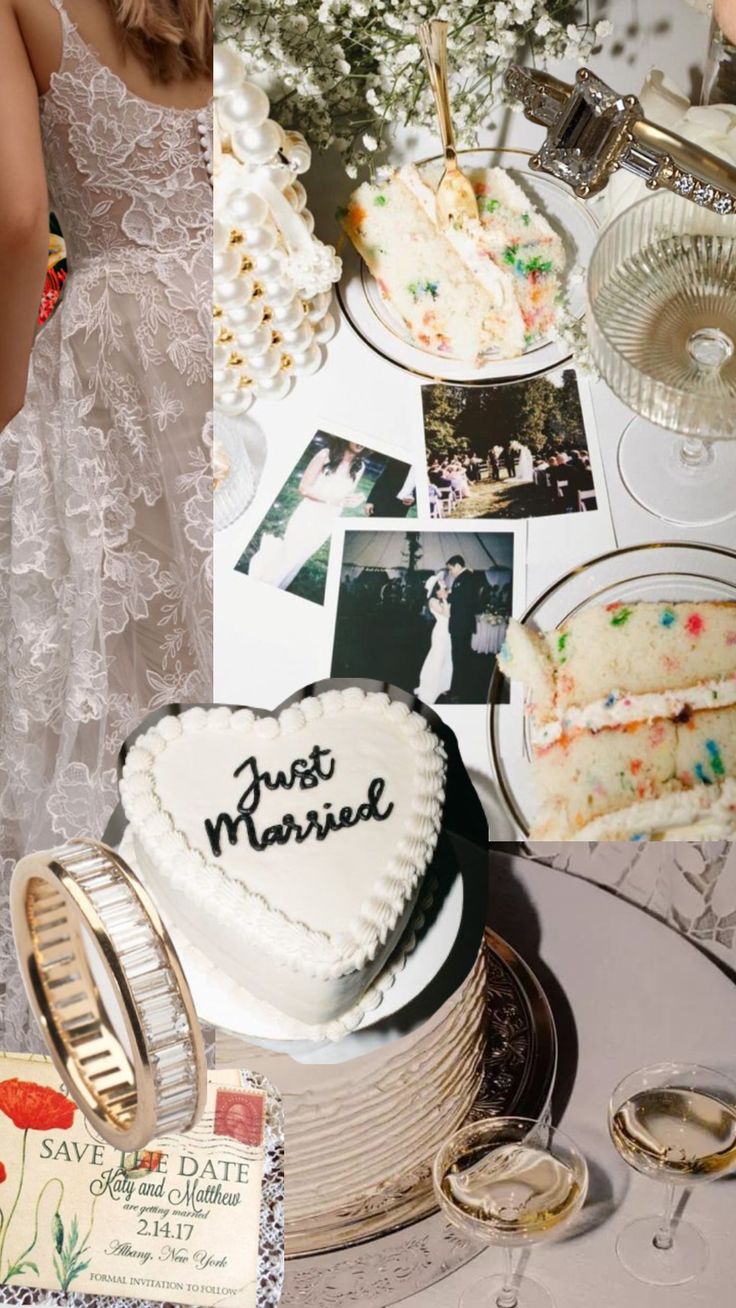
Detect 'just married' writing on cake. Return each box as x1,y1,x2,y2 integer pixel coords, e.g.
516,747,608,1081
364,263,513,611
204,744,394,856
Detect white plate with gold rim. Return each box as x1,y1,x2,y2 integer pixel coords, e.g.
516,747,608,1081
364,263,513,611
337,147,600,385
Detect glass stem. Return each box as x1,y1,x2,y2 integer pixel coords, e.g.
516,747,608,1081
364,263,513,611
654,1183,677,1252
678,436,712,469
495,1246,518,1308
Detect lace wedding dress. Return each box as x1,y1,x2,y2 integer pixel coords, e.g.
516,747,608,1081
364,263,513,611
0,0,213,868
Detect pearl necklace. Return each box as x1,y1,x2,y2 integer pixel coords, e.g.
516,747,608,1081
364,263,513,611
213,43,341,413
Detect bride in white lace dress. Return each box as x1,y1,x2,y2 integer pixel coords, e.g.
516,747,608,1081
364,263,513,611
0,0,212,860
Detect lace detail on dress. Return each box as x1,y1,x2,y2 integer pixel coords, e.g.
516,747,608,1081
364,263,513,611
41,0,212,261
0,0,213,860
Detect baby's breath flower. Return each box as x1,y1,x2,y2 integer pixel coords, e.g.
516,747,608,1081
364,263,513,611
216,0,612,175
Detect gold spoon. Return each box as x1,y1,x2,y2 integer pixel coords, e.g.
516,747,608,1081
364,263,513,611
417,19,479,229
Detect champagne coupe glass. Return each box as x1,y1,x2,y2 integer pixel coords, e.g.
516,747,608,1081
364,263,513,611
433,1116,588,1308
608,1062,736,1285
587,189,736,526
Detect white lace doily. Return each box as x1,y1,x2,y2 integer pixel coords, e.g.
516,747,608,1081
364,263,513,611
522,841,736,971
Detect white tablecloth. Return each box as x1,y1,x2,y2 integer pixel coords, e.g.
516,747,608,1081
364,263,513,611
471,618,507,655
213,0,724,819
405,855,736,1308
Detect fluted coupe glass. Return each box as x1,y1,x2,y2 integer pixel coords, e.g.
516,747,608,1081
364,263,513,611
587,189,736,525
433,1116,588,1308
608,1062,736,1285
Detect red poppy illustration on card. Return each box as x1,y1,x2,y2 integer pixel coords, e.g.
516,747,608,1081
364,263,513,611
214,1089,265,1148
0,1077,83,1291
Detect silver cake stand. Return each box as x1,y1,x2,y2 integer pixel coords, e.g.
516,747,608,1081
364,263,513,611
282,930,557,1307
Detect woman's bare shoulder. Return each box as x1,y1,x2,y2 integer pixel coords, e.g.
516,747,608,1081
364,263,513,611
8,0,63,95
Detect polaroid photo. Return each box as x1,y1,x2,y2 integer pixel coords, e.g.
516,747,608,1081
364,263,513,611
234,423,419,607
422,367,605,523
327,520,525,708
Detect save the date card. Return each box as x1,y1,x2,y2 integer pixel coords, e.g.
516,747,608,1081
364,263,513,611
0,1054,275,1306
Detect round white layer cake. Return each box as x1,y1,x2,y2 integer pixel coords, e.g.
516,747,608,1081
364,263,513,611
220,945,488,1240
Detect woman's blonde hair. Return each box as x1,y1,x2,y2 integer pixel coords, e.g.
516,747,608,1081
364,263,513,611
105,0,212,82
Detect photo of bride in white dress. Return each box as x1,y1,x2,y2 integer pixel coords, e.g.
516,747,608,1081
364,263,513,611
248,439,367,592
415,577,452,705
0,0,212,860
237,429,416,605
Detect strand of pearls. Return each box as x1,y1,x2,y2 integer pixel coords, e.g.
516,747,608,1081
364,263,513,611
214,43,341,414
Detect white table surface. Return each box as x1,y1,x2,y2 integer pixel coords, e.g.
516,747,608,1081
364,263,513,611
213,0,732,822
403,853,736,1308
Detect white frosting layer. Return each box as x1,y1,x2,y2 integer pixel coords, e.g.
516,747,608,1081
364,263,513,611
532,674,736,748
119,690,446,1024
219,948,488,1237
399,164,517,313
571,777,736,841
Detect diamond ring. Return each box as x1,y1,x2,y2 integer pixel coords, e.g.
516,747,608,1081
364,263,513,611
10,839,206,1149
505,66,736,216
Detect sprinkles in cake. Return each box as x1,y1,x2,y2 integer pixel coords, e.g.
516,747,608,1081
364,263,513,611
342,164,565,364
498,599,736,839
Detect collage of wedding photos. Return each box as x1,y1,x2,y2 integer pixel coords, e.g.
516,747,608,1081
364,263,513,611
3,3,736,1308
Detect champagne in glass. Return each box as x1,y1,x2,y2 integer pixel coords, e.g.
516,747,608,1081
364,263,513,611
433,1117,588,1308
587,190,736,526
608,1063,736,1285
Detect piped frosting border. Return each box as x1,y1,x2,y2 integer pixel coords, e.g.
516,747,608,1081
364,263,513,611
119,687,447,981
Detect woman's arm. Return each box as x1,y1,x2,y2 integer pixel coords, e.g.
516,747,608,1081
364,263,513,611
297,448,330,501
0,1,49,432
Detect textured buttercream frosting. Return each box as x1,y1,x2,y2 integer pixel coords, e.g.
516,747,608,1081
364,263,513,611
120,689,447,1024
220,947,488,1240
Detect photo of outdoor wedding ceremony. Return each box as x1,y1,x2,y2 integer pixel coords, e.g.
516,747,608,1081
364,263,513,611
330,528,518,706
235,429,416,605
422,369,599,521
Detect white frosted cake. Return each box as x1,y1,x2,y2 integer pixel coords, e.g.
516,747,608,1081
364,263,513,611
119,689,447,1027
499,600,736,839
342,164,565,363
219,946,488,1243
118,686,490,1248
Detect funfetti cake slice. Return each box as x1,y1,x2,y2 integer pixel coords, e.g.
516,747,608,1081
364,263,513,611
530,707,736,840
343,165,525,362
532,718,680,837
120,689,447,1029
499,601,736,743
499,599,736,840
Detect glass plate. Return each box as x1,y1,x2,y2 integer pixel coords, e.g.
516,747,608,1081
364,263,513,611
488,541,736,838
337,146,600,385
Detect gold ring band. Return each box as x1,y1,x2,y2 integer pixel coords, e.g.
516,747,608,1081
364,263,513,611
10,839,206,1150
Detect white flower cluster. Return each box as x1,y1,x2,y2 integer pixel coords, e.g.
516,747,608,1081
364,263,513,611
216,0,613,174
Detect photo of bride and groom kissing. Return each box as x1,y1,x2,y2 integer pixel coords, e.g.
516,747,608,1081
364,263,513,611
331,529,516,707
415,556,482,705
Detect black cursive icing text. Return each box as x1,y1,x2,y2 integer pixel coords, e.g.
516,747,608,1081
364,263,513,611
204,747,393,856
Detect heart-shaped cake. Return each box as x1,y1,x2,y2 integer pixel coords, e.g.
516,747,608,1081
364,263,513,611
119,687,446,1024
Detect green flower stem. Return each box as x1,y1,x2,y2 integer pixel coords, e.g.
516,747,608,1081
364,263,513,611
2,1176,65,1284
80,1192,100,1252
0,1130,27,1284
